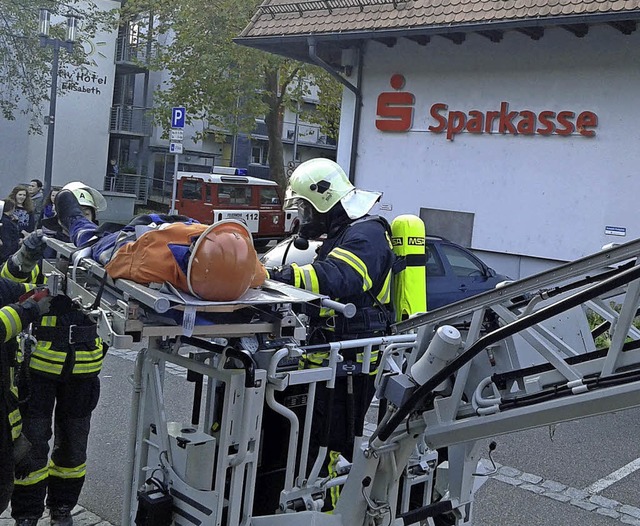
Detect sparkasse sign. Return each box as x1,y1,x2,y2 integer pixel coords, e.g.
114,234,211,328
375,74,598,140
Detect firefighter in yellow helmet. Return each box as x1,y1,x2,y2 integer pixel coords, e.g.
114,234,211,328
267,158,395,507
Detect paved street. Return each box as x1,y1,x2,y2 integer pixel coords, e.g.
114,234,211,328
16,348,639,526
74,351,640,526
0,506,113,526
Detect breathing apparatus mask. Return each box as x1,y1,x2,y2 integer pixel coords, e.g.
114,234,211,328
294,199,329,250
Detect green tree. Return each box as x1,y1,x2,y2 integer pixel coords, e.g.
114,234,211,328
120,0,341,191
0,0,111,133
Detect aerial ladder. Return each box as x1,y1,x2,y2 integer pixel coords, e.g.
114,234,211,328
42,236,640,525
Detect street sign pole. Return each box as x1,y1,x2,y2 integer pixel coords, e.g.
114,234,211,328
170,153,179,214
169,107,186,214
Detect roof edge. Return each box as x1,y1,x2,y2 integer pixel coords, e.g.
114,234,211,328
236,9,640,48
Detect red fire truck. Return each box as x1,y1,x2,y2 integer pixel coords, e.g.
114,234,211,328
175,168,299,247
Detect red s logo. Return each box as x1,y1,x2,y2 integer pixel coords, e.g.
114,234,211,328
376,74,415,132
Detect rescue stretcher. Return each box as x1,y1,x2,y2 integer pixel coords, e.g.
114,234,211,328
41,236,640,526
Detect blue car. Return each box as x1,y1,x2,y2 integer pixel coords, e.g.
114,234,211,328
260,235,511,310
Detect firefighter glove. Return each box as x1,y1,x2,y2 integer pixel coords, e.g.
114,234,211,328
265,265,294,285
12,230,46,272
21,289,52,317
14,451,34,480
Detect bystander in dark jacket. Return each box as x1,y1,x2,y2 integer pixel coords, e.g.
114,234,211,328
0,200,20,265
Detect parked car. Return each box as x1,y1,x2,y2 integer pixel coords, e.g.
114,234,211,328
260,235,511,310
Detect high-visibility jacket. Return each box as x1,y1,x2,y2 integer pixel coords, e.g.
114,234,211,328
0,259,104,380
270,215,395,366
0,278,38,442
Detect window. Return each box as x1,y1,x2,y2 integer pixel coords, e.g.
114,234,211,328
220,184,252,206
252,143,269,165
426,246,445,277
181,180,202,200
440,244,484,278
260,187,280,205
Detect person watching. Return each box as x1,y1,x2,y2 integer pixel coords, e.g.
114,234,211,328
0,200,20,265
27,180,44,219
38,186,62,227
7,186,35,236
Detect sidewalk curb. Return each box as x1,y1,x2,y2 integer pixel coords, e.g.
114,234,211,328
1,505,114,526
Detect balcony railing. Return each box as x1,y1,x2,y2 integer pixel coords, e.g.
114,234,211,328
282,121,337,147
104,173,149,204
115,37,157,65
110,105,152,135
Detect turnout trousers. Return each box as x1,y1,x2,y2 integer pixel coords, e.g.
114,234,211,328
11,374,100,519
0,400,14,513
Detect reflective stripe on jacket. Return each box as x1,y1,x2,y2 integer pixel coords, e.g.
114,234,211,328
292,216,395,314
29,314,103,378
1,260,104,379
290,216,395,371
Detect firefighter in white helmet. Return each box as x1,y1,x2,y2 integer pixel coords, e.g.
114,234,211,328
267,158,395,508
5,182,106,526
61,182,106,222
11,183,263,525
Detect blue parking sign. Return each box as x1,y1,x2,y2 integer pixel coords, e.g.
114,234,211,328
172,107,186,128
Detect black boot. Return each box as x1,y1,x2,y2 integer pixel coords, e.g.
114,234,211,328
54,190,84,234
50,505,74,526
14,520,39,526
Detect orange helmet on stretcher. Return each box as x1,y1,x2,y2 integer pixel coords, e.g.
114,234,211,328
187,219,266,301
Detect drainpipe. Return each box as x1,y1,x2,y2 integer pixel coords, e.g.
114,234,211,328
308,38,363,183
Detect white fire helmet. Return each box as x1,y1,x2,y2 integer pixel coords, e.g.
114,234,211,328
62,181,107,212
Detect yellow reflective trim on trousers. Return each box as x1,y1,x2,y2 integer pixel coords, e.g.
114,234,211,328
32,317,60,374
30,341,67,375
14,465,48,486
328,450,341,509
302,349,380,367
72,359,103,375
73,341,104,364
0,307,22,342
328,248,372,291
30,360,63,376
49,461,87,479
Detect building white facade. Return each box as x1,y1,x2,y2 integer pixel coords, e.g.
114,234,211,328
337,26,640,276
0,0,119,193
1,5,335,211
238,0,640,278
